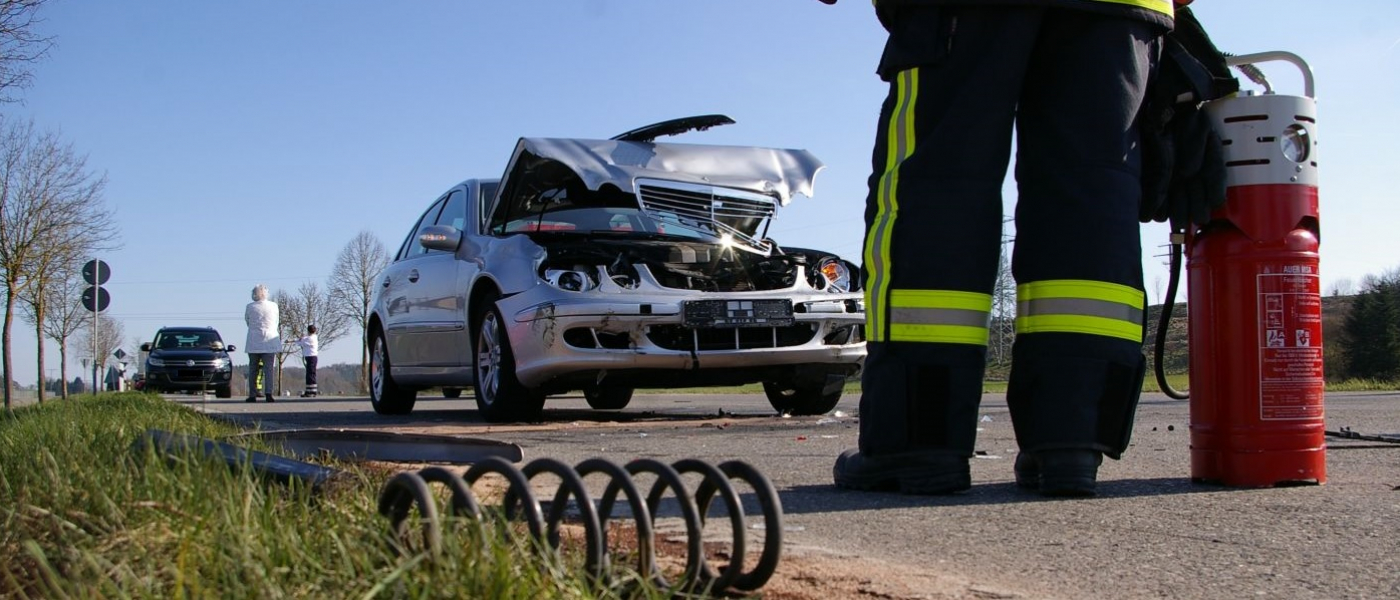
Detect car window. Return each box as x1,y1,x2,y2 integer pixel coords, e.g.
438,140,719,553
434,190,466,231
400,196,447,259
475,182,498,235
155,331,221,349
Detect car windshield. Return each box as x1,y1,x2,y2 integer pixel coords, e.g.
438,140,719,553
155,331,220,349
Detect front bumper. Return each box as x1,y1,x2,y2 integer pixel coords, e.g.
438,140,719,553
499,287,866,389
145,368,233,391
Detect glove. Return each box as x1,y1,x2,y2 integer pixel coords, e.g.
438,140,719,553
1164,108,1226,230
1140,103,1227,232
1138,6,1236,232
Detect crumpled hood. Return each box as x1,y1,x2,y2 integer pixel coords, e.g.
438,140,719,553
507,137,824,206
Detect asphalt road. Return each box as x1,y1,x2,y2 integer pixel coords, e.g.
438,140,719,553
170,390,1400,600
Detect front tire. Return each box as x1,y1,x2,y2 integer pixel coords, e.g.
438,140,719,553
473,293,544,422
214,385,232,399
442,388,462,399
763,378,844,416
369,329,416,415
584,384,634,410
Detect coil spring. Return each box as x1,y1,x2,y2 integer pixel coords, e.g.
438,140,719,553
377,456,783,595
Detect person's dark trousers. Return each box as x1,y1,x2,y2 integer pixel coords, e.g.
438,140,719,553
302,356,318,397
850,7,1155,486
247,353,276,402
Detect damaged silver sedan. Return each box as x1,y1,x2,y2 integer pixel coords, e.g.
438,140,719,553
368,115,866,422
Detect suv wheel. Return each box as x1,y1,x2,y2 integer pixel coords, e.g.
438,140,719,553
584,384,634,410
214,385,232,399
369,329,416,415
473,293,544,422
443,388,462,399
763,378,843,416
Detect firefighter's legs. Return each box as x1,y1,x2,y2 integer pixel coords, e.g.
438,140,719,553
1007,10,1158,495
835,7,1039,494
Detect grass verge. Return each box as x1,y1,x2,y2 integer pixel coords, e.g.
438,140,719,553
0,393,661,599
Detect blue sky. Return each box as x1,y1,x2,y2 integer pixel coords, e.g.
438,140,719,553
6,0,1398,387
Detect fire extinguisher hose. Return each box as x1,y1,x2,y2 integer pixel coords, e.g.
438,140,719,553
1155,236,1190,400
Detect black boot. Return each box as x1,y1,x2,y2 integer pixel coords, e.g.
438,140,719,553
245,396,257,403
265,394,275,403
833,449,970,495
1014,449,1102,497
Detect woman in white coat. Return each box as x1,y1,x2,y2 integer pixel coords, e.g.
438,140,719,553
244,284,282,402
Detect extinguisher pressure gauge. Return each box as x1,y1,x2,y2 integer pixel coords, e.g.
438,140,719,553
1280,124,1311,163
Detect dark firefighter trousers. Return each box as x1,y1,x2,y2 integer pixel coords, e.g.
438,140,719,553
859,6,1157,460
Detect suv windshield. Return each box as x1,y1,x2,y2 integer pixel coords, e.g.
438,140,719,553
153,330,222,350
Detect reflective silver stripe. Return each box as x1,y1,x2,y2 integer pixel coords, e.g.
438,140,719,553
891,307,990,328
1017,298,1144,326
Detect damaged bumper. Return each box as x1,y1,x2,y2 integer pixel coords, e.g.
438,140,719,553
498,286,866,389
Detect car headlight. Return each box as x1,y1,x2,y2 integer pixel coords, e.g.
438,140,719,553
147,357,165,367
544,269,598,292
212,358,228,369
816,257,853,293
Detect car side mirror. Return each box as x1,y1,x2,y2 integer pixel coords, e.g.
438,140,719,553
140,342,152,352
226,344,237,352
420,224,463,252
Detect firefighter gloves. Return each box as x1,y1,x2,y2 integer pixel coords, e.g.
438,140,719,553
1139,105,1228,232
1137,5,1237,233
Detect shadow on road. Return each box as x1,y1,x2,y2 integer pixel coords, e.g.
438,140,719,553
780,477,1237,512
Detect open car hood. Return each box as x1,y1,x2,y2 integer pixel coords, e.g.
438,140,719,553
503,137,823,205
487,135,824,254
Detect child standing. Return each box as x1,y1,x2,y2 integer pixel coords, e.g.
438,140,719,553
295,324,319,397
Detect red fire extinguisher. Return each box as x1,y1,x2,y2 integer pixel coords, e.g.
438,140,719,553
1187,51,1324,487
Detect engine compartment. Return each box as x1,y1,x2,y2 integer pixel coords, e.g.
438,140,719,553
537,238,811,292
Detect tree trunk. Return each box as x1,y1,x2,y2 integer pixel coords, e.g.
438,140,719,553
3,286,16,412
32,304,45,403
58,342,69,399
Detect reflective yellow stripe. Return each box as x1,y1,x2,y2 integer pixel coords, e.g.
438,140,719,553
1086,0,1173,17
1015,280,1145,342
864,68,918,342
888,289,991,346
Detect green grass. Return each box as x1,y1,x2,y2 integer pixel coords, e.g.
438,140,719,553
0,393,662,599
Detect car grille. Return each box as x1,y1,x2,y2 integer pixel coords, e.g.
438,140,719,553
645,324,817,351
636,180,775,253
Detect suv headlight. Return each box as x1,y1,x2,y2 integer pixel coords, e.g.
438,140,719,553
212,358,229,369
544,269,598,292
816,257,853,293
147,357,165,368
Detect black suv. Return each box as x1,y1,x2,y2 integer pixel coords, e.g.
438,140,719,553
140,327,236,398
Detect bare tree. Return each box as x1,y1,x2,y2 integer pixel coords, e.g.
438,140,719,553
19,258,84,399
328,231,389,392
0,0,53,103
0,119,116,410
78,313,123,392
273,283,348,395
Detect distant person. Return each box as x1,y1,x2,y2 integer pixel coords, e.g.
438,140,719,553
244,284,281,402
294,324,319,398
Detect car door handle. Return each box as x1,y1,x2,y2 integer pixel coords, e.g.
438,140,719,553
408,269,420,283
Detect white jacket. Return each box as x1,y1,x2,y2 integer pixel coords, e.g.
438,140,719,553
244,300,282,354
295,334,319,357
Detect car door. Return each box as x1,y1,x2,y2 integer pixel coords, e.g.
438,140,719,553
410,188,471,368
381,196,447,368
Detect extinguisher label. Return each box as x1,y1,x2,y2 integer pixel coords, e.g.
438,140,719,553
1257,267,1324,420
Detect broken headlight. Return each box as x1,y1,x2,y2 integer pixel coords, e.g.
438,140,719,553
544,269,598,292
816,257,853,293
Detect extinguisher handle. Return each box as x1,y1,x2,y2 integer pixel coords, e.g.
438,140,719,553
1225,51,1314,98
